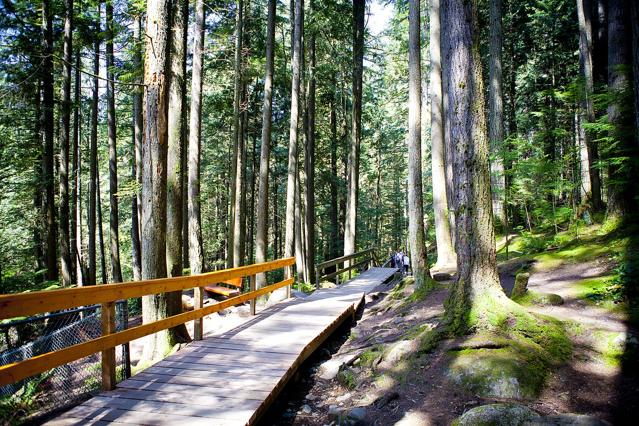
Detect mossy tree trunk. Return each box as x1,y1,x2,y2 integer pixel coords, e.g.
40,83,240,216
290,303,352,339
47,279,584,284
141,0,188,360
429,0,456,270
407,0,428,288
442,0,512,332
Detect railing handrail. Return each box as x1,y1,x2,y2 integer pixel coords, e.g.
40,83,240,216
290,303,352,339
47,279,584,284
0,257,295,389
314,247,378,287
0,257,294,320
314,247,376,270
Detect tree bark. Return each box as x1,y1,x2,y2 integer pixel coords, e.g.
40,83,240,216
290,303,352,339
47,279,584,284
344,0,365,259
255,0,276,288
88,10,100,287
304,0,316,282
284,0,304,268
488,0,506,227
59,0,73,286
442,0,510,332
228,0,244,268
188,0,205,276
631,0,639,146
329,88,340,260
72,49,84,285
430,0,456,270
606,0,636,217
131,17,143,282
106,0,123,283
577,0,604,211
142,0,189,361
97,165,108,284
41,0,58,282
407,0,428,287
167,0,188,282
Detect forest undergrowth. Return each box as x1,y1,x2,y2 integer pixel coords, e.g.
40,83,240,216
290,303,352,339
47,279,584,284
266,220,639,425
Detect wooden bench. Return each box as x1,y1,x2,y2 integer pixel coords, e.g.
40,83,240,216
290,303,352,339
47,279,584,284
205,277,243,297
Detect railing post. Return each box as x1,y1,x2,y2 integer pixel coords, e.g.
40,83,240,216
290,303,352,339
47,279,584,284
249,275,256,316
194,286,204,340
285,265,292,299
101,301,116,391
315,266,320,290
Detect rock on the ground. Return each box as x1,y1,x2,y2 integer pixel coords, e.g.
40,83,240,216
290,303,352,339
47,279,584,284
348,407,367,422
432,272,454,282
300,404,312,415
454,403,540,426
394,410,432,425
524,414,611,426
378,339,419,370
318,351,363,380
511,272,530,298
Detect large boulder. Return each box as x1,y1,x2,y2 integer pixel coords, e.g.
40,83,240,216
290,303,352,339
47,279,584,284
454,403,540,426
447,344,545,399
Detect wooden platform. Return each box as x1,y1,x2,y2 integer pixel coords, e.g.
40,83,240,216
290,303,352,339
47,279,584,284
47,267,398,426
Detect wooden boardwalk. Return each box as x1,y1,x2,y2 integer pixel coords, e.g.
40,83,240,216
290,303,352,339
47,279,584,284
47,267,398,426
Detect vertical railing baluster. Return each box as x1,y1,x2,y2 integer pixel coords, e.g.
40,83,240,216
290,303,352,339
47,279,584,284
250,275,256,315
101,301,116,391
194,286,204,340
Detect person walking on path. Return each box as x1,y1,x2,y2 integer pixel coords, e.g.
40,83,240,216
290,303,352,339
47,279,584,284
403,253,410,275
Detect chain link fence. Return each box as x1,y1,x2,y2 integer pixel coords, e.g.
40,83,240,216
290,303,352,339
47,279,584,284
0,301,133,424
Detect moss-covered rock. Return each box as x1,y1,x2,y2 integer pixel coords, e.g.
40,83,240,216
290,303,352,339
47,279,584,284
511,272,530,299
448,345,546,399
513,290,564,306
453,403,540,426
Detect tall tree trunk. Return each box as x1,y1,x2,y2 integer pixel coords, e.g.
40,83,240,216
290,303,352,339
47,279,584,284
72,49,84,285
631,0,639,145
88,11,100,287
228,0,244,268
59,0,73,285
593,0,608,86
606,0,636,217
255,0,276,288
34,82,44,273
188,0,205,276
577,0,604,211
305,0,316,279
329,89,339,260
488,0,506,226
97,165,108,284
163,0,190,342
234,82,248,267
295,174,306,282
430,0,456,270
166,0,187,279
106,0,123,283
407,0,428,287
344,0,365,259
131,17,143,282
442,0,510,331
142,0,189,361
284,0,304,268
41,0,57,281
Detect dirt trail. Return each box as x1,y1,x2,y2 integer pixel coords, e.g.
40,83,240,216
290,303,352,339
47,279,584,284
526,260,623,331
523,259,638,423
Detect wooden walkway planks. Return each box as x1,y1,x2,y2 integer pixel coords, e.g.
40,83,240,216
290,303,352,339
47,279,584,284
46,267,398,426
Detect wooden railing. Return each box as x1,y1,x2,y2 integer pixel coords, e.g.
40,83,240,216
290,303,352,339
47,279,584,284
314,248,378,288
0,257,295,390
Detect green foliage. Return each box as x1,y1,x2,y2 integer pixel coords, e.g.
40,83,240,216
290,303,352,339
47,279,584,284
336,368,357,390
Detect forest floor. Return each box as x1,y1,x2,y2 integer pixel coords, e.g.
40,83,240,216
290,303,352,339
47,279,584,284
263,223,639,425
